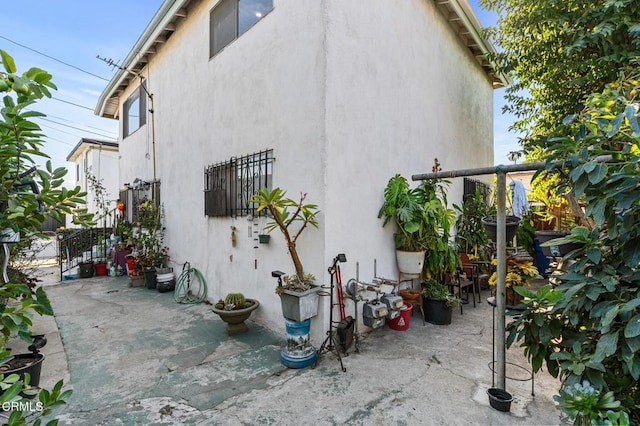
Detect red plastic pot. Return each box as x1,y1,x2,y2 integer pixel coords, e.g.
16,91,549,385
94,262,108,276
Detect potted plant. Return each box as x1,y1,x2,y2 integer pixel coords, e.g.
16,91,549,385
420,167,459,282
251,187,321,321
134,200,170,289
125,254,145,287
454,189,496,256
379,159,458,279
421,278,461,325
251,187,320,369
212,292,260,335
481,215,522,243
378,174,428,274
488,255,539,306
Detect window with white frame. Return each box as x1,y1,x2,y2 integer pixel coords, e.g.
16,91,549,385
209,0,273,57
123,85,147,138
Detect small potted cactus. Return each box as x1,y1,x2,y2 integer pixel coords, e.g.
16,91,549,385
211,292,260,335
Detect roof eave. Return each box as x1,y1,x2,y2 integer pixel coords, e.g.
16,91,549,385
95,0,190,118
66,139,119,162
438,0,511,88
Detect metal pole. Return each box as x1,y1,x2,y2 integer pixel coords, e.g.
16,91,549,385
411,162,546,181
150,94,157,186
496,172,507,389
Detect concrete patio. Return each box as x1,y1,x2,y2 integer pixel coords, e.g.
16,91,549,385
14,266,563,425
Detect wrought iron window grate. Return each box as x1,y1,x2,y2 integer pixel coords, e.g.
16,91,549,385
463,177,490,202
205,149,273,217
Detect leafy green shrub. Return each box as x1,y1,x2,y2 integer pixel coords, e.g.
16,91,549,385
1,49,84,425
507,71,640,421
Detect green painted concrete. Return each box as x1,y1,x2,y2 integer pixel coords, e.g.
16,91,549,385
44,276,288,424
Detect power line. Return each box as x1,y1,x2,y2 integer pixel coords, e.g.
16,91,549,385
43,113,116,135
41,134,75,147
38,117,116,139
0,34,110,82
51,96,94,111
39,123,88,139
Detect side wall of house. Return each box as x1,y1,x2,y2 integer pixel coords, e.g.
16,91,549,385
322,0,495,289
87,148,120,221
116,0,495,337
69,146,119,227
118,0,330,334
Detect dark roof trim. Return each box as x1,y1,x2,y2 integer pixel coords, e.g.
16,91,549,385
66,138,119,162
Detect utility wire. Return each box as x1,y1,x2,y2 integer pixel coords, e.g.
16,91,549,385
43,113,116,135
39,123,87,139
41,135,75,147
51,96,94,111
38,117,115,139
0,34,110,81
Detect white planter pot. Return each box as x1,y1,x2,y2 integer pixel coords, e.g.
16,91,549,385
279,285,321,322
395,250,426,275
0,228,19,244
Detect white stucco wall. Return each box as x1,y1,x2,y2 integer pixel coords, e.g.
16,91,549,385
120,0,330,335
322,0,494,284
70,145,119,225
115,0,495,338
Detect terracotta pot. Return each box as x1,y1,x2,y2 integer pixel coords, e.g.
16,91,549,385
506,287,522,306
399,289,421,301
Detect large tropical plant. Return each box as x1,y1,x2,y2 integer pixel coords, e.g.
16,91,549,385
378,159,458,280
378,174,429,251
454,189,495,255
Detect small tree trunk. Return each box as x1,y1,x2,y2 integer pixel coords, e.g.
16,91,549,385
565,192,594,229
288,242,304,280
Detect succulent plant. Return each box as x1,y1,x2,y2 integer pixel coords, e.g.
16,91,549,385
224,292,246,309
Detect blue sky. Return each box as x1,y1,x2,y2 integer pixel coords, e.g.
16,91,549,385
0,0,520,175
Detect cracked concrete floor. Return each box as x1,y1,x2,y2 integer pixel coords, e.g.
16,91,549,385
37,275,562,425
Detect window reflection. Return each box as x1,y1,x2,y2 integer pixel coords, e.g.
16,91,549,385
238,0,273,35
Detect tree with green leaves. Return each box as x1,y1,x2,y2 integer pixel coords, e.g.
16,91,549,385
481,0,640,148
1,49,94,425
507,72,640,422
0,50,93,236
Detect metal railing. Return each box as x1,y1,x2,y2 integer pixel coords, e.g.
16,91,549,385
58,227,111,280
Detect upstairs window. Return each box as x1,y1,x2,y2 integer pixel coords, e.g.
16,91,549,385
205,149,273,217
123,85,147,138
210,0,273,57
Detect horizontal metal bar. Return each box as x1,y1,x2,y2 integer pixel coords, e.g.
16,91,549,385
412,161,547,181
412,155,612,181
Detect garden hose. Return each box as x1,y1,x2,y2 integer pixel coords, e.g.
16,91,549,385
174,262,207,304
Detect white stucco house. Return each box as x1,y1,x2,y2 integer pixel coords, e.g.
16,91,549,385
95,0,507,336
66,138,119,227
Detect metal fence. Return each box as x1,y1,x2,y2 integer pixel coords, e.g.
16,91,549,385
58,227,111,279
463,177,491,202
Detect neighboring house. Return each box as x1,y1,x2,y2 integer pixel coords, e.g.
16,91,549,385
66,138,119,227
95,0,508,336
